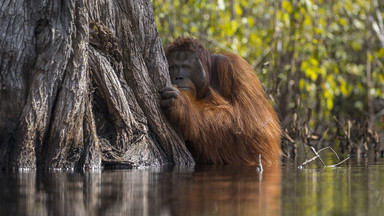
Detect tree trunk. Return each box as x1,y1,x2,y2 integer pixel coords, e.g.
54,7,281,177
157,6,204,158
0,0,194,169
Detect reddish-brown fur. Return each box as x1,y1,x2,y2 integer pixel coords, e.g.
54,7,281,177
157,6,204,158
165,38,281,166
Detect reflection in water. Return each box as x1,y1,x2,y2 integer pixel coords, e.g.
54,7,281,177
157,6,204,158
171,165,281,216
0,165,281,216
1,159,384,216
282,159,384,216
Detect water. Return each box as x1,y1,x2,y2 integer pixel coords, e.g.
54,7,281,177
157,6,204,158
1,158,383,216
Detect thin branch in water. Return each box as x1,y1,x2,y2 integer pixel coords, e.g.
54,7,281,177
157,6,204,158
298,155,320,169
310,146,326,166
317,146,340,161
302,146,337,163
328,157,350,167
298,146,350,168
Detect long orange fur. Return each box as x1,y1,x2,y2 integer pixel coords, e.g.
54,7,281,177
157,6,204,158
165,38,281,166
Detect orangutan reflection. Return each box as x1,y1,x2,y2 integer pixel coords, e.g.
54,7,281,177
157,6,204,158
171,165,281,216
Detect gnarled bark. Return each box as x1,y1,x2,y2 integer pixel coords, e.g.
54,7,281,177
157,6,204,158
0,0,193,169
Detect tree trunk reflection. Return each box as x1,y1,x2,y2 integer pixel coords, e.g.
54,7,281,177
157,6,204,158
0,165,281,216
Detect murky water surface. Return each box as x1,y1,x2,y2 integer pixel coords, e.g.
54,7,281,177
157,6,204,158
1,158,383,216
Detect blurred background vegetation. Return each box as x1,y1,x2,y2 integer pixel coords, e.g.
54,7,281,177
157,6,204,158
152,0,384,159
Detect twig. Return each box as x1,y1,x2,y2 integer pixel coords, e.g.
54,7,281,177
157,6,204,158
328,157,350,167
376,109,384,118
310,146,326,166
317,128,329,146
282,131,295,143
333,116,347,134
317,146,340,161
198,34,234,53
298,155,320,168
371,0,384,47
298,146,350,168
253,46,272,68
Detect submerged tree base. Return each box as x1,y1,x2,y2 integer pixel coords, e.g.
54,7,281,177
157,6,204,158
0,0,193,170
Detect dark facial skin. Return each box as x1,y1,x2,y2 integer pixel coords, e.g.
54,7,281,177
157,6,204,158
161,50,207,112
167,50,206,93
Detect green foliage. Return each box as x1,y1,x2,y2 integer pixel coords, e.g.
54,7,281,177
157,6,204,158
152,0,384,131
